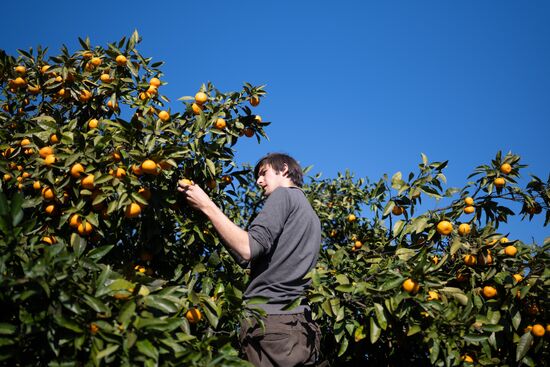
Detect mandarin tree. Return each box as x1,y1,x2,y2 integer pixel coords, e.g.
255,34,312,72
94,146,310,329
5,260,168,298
0,32,266,366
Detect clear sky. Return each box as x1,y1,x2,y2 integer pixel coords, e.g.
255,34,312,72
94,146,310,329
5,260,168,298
2,0,548,243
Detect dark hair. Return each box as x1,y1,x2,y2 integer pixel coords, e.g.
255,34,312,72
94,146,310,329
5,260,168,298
254,153,304,187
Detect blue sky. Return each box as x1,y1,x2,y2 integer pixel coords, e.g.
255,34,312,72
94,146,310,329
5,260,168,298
2,1,548,243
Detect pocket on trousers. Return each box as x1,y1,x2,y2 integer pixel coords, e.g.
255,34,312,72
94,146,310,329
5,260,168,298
262,331,291,342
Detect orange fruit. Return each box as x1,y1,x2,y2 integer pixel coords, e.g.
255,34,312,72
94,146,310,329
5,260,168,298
88,119,99,129
512,274,523,283
39,146,54,158
431,256,439,264
158,110,170,121
141,159,157,175
500,163,512,174
195,92,208,105
221,175,232,184
206,179,217,190
115,55,127,66
464,254,477,266
347,214,357,223
185,308,202,324
125,203,142,218
463,206,475,214
494,177,505,188
146,85,158,97
254,115,262,123
107,100,118,110
15,65,26,74
82,51,93,59
13,77,26,88
42,235,56,245
42,187,55,201
131,164,143,175
20,138,31,146
243,128,254,137
458,223,471,236
112,151,122,162
456,272,468,282
70,163,85,178
191,103,203,115
44,154,56,166
531,324,545,337
149,77,161,87
436,220,453,236
402,278,420,294
79,89,92,102
354,240,363,249
215,118,226,129
77,221,93,236
427,290,439,301
525,202,542,215
500,237,509,244
50,134,60,144
178,178,194,187
27,84,41,94
40,65,51,74
478,251,493,266
3,173,12,182
114,167,126,179
462,355,474,363
89,323,99,335
69,214,81,228
81,174,95,190
249,96,260,106
100,73,112,83
138,187,151,201
504,245,517,257
45,204,56,216
482,285,497,299
33,180,41,190
392,205,404,215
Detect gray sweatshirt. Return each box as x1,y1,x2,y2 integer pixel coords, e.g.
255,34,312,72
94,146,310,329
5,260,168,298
245,186,321,314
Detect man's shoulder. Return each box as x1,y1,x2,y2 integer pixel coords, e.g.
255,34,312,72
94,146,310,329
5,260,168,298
270,186,303,200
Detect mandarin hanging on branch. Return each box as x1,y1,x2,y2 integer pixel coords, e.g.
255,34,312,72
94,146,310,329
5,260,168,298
436,220,453,236
500,163,512,174
195,92,208,105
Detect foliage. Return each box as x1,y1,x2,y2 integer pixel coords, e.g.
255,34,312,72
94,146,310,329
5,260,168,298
1,33,548,366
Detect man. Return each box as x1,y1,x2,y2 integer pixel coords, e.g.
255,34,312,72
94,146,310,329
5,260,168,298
177,153,322,366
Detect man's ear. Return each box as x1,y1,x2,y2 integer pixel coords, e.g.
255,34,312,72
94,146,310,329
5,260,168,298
281,164,289,177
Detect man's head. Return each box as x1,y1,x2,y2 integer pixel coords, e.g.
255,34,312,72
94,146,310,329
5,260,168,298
254,153,303,195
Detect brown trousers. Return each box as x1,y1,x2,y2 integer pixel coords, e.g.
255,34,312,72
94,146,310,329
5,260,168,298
239,312,322,367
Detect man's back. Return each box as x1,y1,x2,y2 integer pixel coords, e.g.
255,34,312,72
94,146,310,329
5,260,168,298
246,186,321,313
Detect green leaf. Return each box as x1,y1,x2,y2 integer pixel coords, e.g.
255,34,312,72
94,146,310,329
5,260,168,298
96,344,119,362
54,314,83,333
88,245,114,261
369,317,381,344
136,339,159,361
206,158,216,175
82,294,110,314
463,334,487,343
373,303,387,330
71,233,87,257
407,324,421,336
0,323,16,335
354,324,366,342
516,332,534,362
144,296,178,313
118,302,136,324
337,337,349,357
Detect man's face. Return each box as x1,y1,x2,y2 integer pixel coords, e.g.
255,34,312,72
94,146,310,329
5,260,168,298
256,164,287,196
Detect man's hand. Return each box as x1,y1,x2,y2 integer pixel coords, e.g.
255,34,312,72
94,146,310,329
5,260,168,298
177,179,213,212
177,178,251,261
